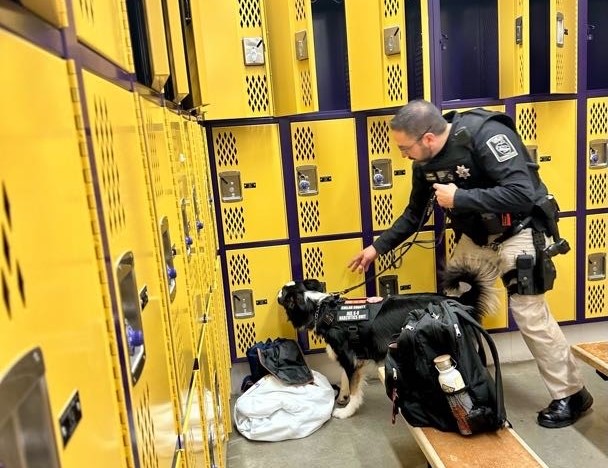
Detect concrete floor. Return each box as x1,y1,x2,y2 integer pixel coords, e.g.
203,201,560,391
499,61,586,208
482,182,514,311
227,360,608,468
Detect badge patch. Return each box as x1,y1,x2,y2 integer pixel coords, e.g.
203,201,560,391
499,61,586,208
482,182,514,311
337,304,369,321
424,172,438,182
455,165,470,179
486,134,518,162
436,170,455,183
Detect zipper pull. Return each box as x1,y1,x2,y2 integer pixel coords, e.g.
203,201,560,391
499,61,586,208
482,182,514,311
391,367,399,424
454,323,462,338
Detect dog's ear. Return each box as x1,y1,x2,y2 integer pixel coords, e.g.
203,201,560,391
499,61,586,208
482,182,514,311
302,278,325,292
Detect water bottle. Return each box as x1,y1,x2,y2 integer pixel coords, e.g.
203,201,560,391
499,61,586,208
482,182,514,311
434,354,474,435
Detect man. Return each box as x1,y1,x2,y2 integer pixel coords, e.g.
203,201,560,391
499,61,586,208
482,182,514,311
349,99,592,428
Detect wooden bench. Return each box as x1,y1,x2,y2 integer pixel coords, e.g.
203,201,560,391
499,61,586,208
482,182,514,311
378,368,547,468
571,341,608,379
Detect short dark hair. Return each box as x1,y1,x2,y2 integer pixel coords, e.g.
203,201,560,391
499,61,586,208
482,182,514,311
389,99,447,137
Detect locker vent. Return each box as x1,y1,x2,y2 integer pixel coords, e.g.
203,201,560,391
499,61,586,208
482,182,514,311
383,0,399,17
589,173,607,207
587,284,605,317
137,385,159,468
517,107,537,142
295,0,306,21
446,230,456,259
518,53,525,92
215,131,239,167
170,122,183,156
223,207,246,241
373,193,393,228
228,253,251,287
589,218,606,249
294,126,315,161
236,321,256,355
145,114,163,198
370,120,390,155
2,182,25,319
377,250,397,272
589,102,608,135
556,50,565,89
303,246,324,279
238,0,262,28
387,64,404,102
79,0,94,24
300,70,313,108
172,315,189,401
245,74,269,113
300,200,320,233
309,330,325,348
94,96,126,234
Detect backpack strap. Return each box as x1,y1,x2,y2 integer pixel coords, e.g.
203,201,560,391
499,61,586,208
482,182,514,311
451,307,507,427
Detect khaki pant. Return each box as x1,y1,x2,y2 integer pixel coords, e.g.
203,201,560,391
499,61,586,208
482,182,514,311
451,228,583,400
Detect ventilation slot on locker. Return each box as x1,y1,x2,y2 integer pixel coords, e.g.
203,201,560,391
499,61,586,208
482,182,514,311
296,165,318,196
160,217,177,301
589,140,608,169
117,252,146,384
218,171,243,202
371,159,393,189
588,253,607,281
0,348,61,467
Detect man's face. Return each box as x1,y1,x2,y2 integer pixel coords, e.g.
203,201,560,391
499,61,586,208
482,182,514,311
393,129,434,163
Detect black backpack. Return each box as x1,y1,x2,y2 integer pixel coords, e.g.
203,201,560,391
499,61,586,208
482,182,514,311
385,299,506,434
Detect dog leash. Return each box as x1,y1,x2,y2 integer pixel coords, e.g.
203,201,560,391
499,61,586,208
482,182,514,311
330,193,442,296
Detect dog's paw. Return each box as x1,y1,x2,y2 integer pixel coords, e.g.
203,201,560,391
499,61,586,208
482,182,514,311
332,406,354,419
336,394,350,406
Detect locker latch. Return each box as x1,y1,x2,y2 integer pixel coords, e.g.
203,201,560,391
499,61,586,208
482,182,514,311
160,217,177,301
371,159,393,189
296,165,318,196
180,199,193,255
219,171,243,202
242,37,265,65
589,140,608,169
59,392,82,447
233,289,255,318
525,145,538,164
383,27,401,56
556,12,567,47
379,275,399,298
588,253,606,281
515,16,523,45
295,31,308,60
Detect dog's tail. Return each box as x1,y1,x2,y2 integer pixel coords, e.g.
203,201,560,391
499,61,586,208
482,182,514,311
441,255,502,321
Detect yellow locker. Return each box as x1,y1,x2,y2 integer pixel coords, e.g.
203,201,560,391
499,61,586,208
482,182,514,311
586,98,608,209
374,231,437,297
142,0,171,91
0,32,127,467
301,238,365,350
20,0,68,27
292,118,361,237
163,0,189,102
516,100,577,212
227,245,295,359
192,0,274,119
445,230,508,330
498,0,530,98
345,0,407,111
138,97,198,427
550,0,577,94
585,215,608,319
81,69,180,465
71,0,133,71
213,124,288,244
545,216,576,322
264,0,318,115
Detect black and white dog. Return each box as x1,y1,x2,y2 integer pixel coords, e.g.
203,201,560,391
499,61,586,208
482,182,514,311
277,257,501,419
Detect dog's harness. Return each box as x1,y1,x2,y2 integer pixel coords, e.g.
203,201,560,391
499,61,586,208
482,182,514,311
314,297,386,359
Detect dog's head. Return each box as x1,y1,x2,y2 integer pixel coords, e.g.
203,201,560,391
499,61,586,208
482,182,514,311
277,279,329,329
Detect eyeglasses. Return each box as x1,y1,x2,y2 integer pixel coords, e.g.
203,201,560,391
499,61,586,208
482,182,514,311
399,126,432,154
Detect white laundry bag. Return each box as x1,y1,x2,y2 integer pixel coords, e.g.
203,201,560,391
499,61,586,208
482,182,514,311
234,369,334,441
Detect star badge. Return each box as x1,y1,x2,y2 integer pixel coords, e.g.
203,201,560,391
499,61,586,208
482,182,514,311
455,165,471,179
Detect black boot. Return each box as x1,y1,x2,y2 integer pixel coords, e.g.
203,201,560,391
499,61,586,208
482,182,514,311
537,387,593,428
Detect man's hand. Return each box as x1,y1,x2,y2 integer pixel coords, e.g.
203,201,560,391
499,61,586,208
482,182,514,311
348,245,378,273
432,183,458,208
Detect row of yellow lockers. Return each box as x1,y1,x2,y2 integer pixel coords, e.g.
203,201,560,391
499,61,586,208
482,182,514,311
212,100,608,247
223,212,608,360
17,0,578,118
0,27,230,467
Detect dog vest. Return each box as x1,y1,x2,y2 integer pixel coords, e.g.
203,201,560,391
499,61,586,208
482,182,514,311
315,297,385,359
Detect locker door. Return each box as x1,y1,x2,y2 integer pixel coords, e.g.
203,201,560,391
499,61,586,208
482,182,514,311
498,0,530,98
